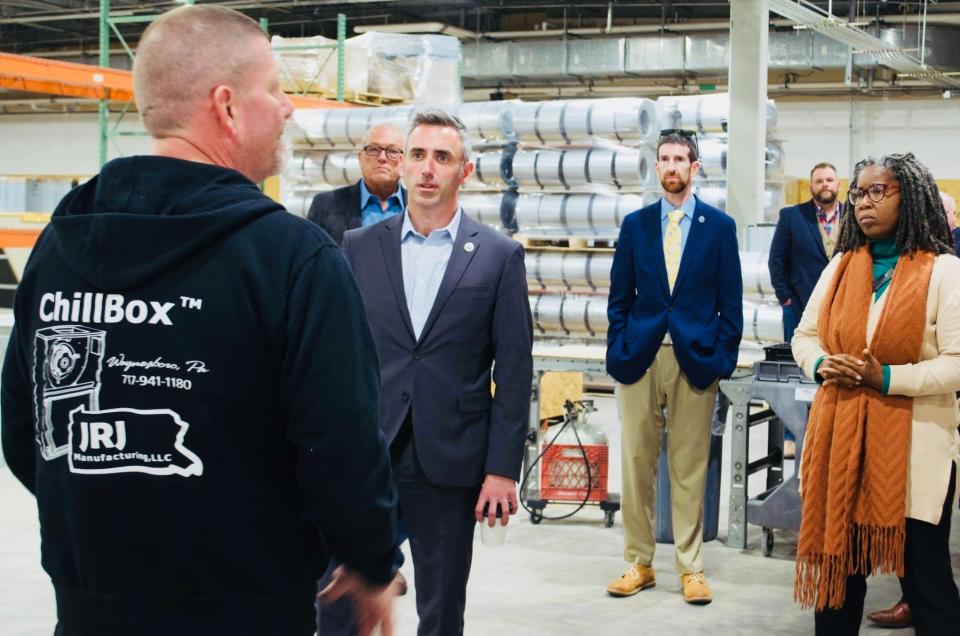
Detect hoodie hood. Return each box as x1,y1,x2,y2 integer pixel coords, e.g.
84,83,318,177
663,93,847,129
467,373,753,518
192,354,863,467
49,156,282,290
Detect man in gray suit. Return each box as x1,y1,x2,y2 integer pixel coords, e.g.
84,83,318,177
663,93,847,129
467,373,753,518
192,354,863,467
341,109,533,636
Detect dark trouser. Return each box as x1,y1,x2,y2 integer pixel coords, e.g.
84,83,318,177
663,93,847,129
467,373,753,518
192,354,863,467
815,463,960,636
781,303,799,443
392,421,480,636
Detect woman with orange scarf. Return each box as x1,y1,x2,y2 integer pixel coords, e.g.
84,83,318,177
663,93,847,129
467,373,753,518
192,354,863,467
791,152,960,635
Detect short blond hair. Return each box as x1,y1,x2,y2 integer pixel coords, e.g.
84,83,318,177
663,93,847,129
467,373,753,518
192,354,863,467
133,5,267,136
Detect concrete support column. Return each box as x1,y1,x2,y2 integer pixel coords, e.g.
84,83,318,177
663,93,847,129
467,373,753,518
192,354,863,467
726,0,770,243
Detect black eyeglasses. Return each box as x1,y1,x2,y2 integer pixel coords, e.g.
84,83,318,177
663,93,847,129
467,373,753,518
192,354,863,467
658,128,699,153
847,183,901,206
361,144,403,160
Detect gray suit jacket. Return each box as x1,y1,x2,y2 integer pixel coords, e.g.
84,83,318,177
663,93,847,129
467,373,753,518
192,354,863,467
342,212,533,488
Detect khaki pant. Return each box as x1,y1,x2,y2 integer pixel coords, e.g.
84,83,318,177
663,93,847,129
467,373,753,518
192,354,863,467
617,344,718,574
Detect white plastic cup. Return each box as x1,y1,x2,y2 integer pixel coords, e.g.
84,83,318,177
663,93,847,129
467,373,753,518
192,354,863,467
479,504,507,547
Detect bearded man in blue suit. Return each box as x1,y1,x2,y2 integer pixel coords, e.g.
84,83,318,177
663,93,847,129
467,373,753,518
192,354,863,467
605,130,742,605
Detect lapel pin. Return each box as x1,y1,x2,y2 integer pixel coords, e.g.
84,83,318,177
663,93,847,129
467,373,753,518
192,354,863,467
464,242,476,253
698,215,705,223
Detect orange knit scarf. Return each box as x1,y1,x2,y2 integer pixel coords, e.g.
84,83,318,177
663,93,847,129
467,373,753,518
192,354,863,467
794,246,934,611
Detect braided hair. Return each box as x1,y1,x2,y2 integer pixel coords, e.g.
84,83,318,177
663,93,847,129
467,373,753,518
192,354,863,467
835,152,954,255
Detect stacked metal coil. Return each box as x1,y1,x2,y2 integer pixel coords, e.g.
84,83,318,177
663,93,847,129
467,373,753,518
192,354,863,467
512,98,662,145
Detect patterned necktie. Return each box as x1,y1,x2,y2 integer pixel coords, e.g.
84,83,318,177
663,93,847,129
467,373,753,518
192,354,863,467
663,209,685,292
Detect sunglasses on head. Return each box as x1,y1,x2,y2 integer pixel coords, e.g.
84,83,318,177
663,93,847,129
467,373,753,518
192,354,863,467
658,128,699,149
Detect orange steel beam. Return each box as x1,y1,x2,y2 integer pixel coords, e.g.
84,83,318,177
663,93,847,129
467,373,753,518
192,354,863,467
0,52,349,109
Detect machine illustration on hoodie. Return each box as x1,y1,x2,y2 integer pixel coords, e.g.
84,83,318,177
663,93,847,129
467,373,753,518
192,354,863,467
32,295,203,477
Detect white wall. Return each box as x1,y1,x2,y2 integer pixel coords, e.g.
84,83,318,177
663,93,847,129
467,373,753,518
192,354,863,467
776,97,960,179
0,113,152,176
1,97,957,179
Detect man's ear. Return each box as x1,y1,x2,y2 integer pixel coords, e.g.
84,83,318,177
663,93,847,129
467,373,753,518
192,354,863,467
459,159,475,184
211,84,238,139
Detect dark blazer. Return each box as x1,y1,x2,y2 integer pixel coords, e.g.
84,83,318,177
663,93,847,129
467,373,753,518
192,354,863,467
767,199,833,314
606,197,743,390
953,228,960,256
306,182,408,245
341,212,533,488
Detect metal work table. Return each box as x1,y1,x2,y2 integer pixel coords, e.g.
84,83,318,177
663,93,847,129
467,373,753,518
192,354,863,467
720,373,816,555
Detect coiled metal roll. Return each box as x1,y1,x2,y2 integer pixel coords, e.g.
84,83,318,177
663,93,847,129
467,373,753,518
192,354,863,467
455,101,517,143
286,152,361,186
526,251,613,290
513,192,656,235
512,98,661,145
460,192,505,229
657,93,778,134
512,147,658,190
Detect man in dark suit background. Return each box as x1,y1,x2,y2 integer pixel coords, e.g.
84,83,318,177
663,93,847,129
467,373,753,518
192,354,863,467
605,130,742,605
307,123,406,244
341,109,533,635
768,161,843,342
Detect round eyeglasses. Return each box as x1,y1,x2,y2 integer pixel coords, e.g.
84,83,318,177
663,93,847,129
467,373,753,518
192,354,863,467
847,182,900,206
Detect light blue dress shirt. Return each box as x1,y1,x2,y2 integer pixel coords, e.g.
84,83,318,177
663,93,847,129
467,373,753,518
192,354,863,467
659,194,697,257
401,208,462,340
359,180,404,227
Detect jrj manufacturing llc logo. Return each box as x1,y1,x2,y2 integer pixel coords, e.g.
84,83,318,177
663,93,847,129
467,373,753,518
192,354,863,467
33,325,203,477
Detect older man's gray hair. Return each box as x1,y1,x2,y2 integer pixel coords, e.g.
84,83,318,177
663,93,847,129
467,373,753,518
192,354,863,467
408,108,473,162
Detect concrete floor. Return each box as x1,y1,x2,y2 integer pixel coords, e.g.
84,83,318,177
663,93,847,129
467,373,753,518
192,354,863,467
2,393,956,635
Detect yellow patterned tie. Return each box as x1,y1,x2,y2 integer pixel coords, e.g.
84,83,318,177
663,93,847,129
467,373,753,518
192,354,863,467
663,209,685,292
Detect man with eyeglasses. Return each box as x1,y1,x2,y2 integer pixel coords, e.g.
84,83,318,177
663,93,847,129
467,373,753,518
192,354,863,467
768,161,844,458
606,129,742,605
307,123,407,244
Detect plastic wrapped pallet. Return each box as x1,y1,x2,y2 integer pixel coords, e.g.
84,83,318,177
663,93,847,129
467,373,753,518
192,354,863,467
273,32,461,104
514,192,655,235
512,146,658,191
512,97,661,145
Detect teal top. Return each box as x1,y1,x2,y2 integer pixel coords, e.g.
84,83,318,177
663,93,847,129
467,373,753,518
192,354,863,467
812,238,896,394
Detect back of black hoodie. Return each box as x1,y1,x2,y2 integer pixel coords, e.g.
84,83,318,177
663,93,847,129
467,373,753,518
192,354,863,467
0,156,398,635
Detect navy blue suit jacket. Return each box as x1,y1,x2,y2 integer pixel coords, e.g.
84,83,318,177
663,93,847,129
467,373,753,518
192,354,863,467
342,212,533,488
606,197,743,390
767,200,832,315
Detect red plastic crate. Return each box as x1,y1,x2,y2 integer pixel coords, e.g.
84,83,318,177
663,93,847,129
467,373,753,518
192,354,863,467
540,443,608,502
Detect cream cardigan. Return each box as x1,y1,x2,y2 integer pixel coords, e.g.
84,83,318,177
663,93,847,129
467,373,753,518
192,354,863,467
792,253,960,524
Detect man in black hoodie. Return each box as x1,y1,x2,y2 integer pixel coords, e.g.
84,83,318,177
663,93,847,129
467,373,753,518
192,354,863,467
0,6,399,636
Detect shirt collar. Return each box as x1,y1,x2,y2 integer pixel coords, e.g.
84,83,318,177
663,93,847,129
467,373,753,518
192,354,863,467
401,207,462,243
814,201,841,219
359,179,404,211
660,194,697,221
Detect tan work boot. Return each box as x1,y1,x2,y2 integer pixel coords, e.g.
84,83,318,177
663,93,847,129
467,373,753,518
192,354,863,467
680,571,712,605
606,563,656,597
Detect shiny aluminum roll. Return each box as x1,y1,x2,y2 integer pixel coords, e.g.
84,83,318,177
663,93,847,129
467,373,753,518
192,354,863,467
740,251,776,301
288,108,372,148
530,293,608,337
286,152,361,186
657,93,778,134
530,292,782,343
513,98,661,145
696,137,787,179
743,300,784,343
471,150,511,188
456,101,517,143
514,192,653,235
526,251,613,290
460,192,504,229
281,190,321,217
694,181,783,219
512,147,657,190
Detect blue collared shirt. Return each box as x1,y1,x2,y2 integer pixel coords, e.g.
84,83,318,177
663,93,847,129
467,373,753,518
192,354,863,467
401,208,462,340
660,195,697,256
359,180,404,227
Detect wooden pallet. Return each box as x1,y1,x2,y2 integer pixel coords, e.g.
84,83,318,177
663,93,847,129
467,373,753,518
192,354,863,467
514,234,618,250
281,82,407,106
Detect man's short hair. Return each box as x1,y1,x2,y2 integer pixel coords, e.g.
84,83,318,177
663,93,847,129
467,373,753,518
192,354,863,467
810,162,838,178
656,131,699,163
133,5,267,136
408,109,472,162
359,123,405,151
